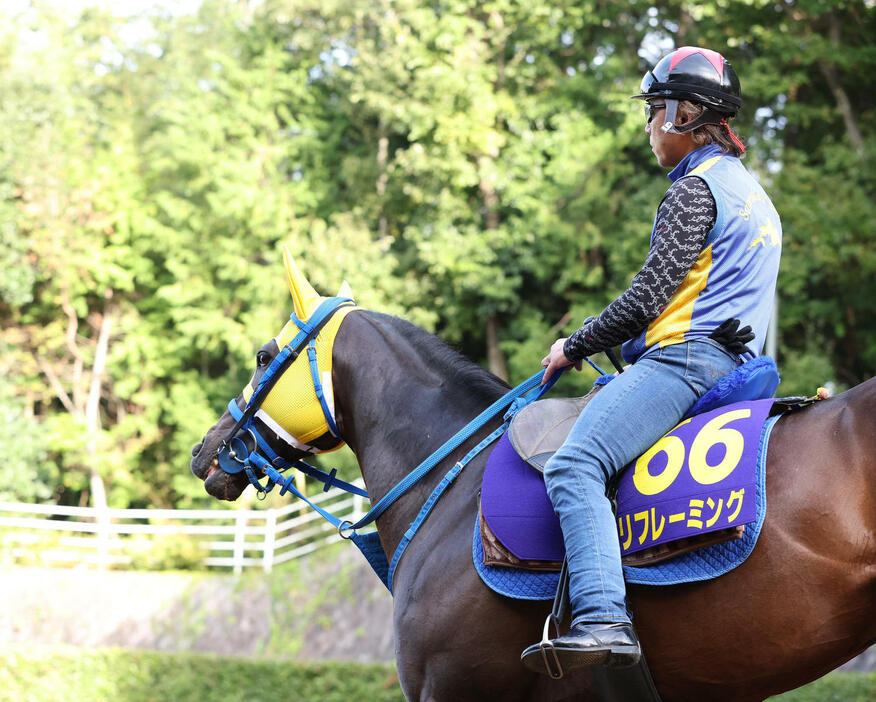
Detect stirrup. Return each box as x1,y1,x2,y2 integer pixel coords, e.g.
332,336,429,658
536,611,564,679
527,557,570,679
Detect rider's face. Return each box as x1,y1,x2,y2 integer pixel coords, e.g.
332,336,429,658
646,103,696,169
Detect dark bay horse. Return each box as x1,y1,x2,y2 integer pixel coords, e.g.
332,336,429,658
191,302,875,701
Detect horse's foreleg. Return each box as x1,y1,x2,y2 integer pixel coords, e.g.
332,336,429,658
391,530,598,702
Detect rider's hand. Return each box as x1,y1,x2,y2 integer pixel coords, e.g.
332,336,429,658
541,338,582,385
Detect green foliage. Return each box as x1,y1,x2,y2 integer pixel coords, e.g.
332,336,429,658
768,672,876,702
0,381,55,502
122,534,210,572
0,0,872,510
0,528,65,567
0,647,405,702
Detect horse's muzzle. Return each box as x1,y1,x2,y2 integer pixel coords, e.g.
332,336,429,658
191,447,247,501
190,407,251,500
189,443,216,482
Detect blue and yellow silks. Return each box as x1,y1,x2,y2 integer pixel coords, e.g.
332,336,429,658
622,144,782,363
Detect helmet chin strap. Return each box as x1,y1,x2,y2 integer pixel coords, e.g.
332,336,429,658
659,99,746,154
659,99,682,134
660,99,729,134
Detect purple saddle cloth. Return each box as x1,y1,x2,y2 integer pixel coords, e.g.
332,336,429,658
480,399,774,565
481,431,564,561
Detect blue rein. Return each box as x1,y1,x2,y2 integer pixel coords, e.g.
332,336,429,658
216,300,572,591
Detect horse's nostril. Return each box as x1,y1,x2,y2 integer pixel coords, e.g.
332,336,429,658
192,442,203,457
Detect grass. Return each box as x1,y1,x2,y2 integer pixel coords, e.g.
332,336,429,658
768,671,876,702
0,647,405,702
0,646,871,702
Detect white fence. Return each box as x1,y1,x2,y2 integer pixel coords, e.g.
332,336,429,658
0,480,367,573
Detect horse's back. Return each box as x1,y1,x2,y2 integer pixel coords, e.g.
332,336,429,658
768,377,876,547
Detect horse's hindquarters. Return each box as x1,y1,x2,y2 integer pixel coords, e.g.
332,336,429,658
629,393,876,701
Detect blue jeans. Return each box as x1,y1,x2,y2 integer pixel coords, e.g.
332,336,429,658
543,339,743,625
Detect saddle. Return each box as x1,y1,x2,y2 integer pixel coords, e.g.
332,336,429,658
508,355,784,471
484,356,784,570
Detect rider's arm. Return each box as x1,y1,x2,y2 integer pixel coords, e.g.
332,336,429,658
562,176,717,362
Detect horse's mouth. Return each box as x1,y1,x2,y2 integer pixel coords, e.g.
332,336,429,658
205,457,219,480
189,449,216,482
190,448,245,501
199,457,248,501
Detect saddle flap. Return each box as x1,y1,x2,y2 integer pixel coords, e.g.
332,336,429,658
508,389,600,472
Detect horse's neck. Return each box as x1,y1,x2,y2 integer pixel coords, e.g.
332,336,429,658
333,311,507,538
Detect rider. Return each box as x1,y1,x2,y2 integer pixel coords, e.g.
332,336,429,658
521,47,782,674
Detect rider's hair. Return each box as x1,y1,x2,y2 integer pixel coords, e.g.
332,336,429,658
678,101,746,158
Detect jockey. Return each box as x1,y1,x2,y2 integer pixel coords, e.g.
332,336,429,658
522,47,782,674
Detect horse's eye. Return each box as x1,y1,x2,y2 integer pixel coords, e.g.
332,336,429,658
256,351,271,368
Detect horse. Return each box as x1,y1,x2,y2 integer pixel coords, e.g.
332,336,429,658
190,261,875,702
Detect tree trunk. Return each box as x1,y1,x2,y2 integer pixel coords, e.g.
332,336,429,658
479,157,508,381
87,294,114,568
377,133,389,238
486,314,509,382
818,13,864,154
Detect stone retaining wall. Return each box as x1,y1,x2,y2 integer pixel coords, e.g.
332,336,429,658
0,546,394,662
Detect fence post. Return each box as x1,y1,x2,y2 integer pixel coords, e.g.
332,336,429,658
353,493,364,523
233,512,246,574
95,503,111,570
263,510,276,574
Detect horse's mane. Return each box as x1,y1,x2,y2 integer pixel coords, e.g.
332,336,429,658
378,313,511,401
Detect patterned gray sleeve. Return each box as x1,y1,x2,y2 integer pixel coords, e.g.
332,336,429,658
563,176,717,362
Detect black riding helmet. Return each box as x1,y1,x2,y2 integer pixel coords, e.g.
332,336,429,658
632,47,743,143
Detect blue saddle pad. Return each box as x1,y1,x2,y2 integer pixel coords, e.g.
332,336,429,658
473,409,781,600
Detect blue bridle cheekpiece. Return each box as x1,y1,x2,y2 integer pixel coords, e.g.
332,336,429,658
216,296,575,593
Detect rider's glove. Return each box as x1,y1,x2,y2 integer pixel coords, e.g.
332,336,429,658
709,318,755,356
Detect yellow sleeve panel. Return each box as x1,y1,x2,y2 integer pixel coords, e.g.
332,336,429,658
645,244,713,349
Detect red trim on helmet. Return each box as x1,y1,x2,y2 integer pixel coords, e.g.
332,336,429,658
669,46,725,78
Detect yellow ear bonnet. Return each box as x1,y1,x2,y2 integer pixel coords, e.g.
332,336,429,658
283,246,324,320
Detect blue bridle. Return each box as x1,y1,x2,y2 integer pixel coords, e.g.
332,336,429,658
216,296,361,498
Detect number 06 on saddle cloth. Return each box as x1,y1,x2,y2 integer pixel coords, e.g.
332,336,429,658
474,399,777,598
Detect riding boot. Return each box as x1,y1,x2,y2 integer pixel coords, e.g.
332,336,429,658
520,622,641,675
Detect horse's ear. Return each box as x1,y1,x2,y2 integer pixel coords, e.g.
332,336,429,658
337,280,354,299
282,246,321,319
